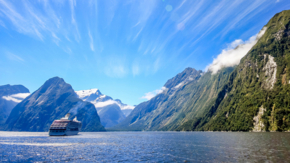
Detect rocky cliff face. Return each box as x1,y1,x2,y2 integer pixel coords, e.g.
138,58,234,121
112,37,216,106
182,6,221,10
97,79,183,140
0,85,30,124
5,77,105,132
111,67,234,131
184,10,290,132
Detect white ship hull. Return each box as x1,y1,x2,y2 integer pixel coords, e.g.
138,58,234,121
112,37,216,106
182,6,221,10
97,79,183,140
49,130,79,136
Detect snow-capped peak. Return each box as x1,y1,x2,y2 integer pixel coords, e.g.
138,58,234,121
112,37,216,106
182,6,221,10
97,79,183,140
76,89,135,112
75,89,101,99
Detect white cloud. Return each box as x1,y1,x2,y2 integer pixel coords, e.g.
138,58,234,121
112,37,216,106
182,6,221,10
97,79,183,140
2,93,30,103
105,65,127,78
0,19,6,28
120,105,135,110
132,62,140,76
206,27,267,74
6,52,25,62
92,100,116,108
69,0,81,42
88,30,95,51
104,61,127,78
141,86,167,100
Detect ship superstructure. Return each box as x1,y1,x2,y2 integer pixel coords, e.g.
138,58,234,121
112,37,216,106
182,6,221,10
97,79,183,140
49,113,82,136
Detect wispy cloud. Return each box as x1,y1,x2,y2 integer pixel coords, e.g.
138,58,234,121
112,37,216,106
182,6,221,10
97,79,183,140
104,56,128,78
0,0,27,34
69,0,81,42
52,32,60,45
63,47,72,55
88,30,95,51
6,52,25,62
105,65,127,78
141,86,166,100
132,61,140,76
206,27,267,74
217,0,268,38
0,19,6,28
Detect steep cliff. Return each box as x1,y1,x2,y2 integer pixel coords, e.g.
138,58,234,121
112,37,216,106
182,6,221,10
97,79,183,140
179,10,290,132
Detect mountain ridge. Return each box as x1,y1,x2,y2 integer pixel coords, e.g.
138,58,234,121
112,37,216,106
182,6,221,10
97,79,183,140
0,84,30,124
75,89,133,128
178,9,290,132
5,77,105,132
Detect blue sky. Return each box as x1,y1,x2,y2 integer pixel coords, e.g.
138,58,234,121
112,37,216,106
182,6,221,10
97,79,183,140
0,0,289,106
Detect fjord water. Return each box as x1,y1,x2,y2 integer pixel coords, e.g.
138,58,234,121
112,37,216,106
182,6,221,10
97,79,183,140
1,132,290,162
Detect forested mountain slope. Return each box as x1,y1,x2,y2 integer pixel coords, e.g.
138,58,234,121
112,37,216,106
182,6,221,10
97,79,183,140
178,10,290,132
112,67,234,131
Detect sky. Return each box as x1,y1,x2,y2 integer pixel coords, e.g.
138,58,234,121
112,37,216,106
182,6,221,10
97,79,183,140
0,0,289,106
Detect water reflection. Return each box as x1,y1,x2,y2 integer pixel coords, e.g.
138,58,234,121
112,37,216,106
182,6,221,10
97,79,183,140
0,131,289,162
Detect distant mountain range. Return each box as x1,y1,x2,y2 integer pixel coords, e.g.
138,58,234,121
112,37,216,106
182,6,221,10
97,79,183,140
0,78,134,131
0,84,30,124
4,77,105,132
76,89,134,128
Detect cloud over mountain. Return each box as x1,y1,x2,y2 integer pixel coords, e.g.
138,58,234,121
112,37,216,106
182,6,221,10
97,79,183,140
206,27,267,74
141,87,167,100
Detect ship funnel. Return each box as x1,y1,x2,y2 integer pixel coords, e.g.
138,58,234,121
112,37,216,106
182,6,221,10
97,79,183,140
64,113,70,119
73,116,78,121
60,113,70,120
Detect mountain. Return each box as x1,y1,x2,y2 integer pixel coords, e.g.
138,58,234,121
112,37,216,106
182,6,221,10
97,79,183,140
75,89,134,128
0,84,30,124
178,10,290,132
5,77,105,132
114,99,135,116
111,67,234,131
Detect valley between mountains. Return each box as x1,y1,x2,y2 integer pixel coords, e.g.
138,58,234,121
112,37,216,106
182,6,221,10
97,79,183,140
1,10,290,132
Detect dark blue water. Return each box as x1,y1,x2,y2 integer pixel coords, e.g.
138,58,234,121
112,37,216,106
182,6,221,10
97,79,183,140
1,131,290,162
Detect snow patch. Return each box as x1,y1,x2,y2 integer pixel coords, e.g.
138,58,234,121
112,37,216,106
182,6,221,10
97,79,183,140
75,89,100,99
174,74,195,89
76,89,134,111
141,87,167,100
174,82,184,89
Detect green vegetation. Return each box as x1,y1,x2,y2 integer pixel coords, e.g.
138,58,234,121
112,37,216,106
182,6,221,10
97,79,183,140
112,67,234,131
177,10,290,132
114,10,290,132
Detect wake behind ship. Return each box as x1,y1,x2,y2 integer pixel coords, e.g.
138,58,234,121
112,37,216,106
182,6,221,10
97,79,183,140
49,113,82,136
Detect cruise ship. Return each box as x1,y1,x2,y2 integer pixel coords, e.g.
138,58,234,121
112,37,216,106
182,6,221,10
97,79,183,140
49,113,82,136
